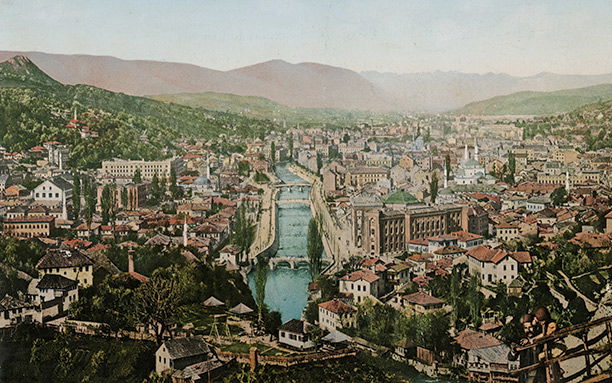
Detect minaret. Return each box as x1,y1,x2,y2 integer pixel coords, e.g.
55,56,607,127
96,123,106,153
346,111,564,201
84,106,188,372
62,193,68,220
183,216,188,247
73,107,77,121
565,171,571,191
464,144,469,161
474,139,479,161
206,155,211,180
58,150,63,171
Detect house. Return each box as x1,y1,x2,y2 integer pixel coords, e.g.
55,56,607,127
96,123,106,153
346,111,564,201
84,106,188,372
278,319,315,350
2,216,55,238
385,262,412,290
33,175,73,205
397,291,445,315
0,295,41,328
318,299,356,332
34,274,79,320
467,245,532,285
451,231,484,249
495,223,520,242
526,196,551,212
155,336,215,374
454,329,519,383
218,245,242,265
36,248,95,288
339,269,384,304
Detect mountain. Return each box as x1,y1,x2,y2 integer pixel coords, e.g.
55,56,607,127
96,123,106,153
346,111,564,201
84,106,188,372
0,56,276,168
361,71,612,112
2,51,612,112
149,91,400,125
454,83,612,115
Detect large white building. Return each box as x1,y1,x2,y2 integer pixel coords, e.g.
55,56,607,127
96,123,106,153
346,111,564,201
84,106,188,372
33,174,73,205
101,158,181,180
467,245,531,285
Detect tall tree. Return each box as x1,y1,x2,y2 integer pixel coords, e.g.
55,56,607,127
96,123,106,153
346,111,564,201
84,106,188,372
288,135,294,158
169,167,179,198
121,187,128,208
232,202,255,262
445,154,451,179
270,141,276,163
135,266,190,345
307,216,324,281
132,168,142,184
430,172,439,204
151,173,160,205
254,256,268,324
101,184,112,225
72,173,81,221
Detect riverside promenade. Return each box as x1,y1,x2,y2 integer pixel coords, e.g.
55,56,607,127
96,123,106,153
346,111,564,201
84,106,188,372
247,171,279,263
288,164,352,273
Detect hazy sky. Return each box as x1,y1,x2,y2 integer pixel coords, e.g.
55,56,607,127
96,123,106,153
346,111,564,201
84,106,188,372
1,0,611,75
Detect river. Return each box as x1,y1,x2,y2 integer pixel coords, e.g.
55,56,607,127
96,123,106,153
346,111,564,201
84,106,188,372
248,164,313,322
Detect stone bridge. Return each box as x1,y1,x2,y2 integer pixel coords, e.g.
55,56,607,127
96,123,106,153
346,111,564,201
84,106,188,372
268,256,329,270
274,183,310,192
276,199,310,205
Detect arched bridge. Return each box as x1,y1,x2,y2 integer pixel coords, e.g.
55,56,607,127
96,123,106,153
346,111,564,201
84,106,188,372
268,256,330,270
274,183,310,192
276,199,310,205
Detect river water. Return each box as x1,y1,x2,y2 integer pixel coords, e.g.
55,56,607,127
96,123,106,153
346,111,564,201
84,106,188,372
247,165,458,383
248,164,313,322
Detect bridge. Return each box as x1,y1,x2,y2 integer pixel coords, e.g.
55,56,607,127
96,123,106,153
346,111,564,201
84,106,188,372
276,199,310,205
268,256,330,270
511,315,611,383
274,183,310,192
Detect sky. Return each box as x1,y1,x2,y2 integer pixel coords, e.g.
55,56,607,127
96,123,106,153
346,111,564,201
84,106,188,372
1,0,611,76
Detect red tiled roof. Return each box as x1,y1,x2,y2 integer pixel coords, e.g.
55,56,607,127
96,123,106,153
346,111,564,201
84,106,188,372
455,329,502,350
451,231,483,242
318,299,355,314
402,291,444,306
340,269,380,283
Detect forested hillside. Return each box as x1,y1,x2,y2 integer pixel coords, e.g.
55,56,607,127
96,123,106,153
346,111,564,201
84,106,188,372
0,56,279,168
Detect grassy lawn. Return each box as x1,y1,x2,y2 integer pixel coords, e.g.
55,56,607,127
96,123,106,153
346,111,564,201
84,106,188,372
178,304,245,337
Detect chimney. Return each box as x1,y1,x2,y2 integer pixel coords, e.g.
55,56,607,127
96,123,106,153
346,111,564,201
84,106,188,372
128,250,135,273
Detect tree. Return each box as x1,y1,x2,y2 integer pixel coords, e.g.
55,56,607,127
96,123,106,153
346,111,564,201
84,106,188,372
550,187,568,206
121,187,128,208
254,256,268,324
270,141,276,163
307,216,324,281
430,172,439,203
466,274,484,327
316,152,323,173
169,167,177,198
72,174,81,221
288,135,294,158
132,168,142,184
506,152,516,185
445,154,451,179
101,184,112,225
135,266,190,345
342,133,350,143
232,203,255,262
150,173,160,205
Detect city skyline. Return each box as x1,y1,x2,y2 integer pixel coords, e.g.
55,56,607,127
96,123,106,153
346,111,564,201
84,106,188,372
1,0,612,76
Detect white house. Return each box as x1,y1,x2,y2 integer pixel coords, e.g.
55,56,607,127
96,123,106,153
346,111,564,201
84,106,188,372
278,319,315,350
0,295,41,328
33,274,79,319
318,299,356,332
155,336,214,374
339,269,384,304
467,245,532,285
33,175,73,205
36,248,94,288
